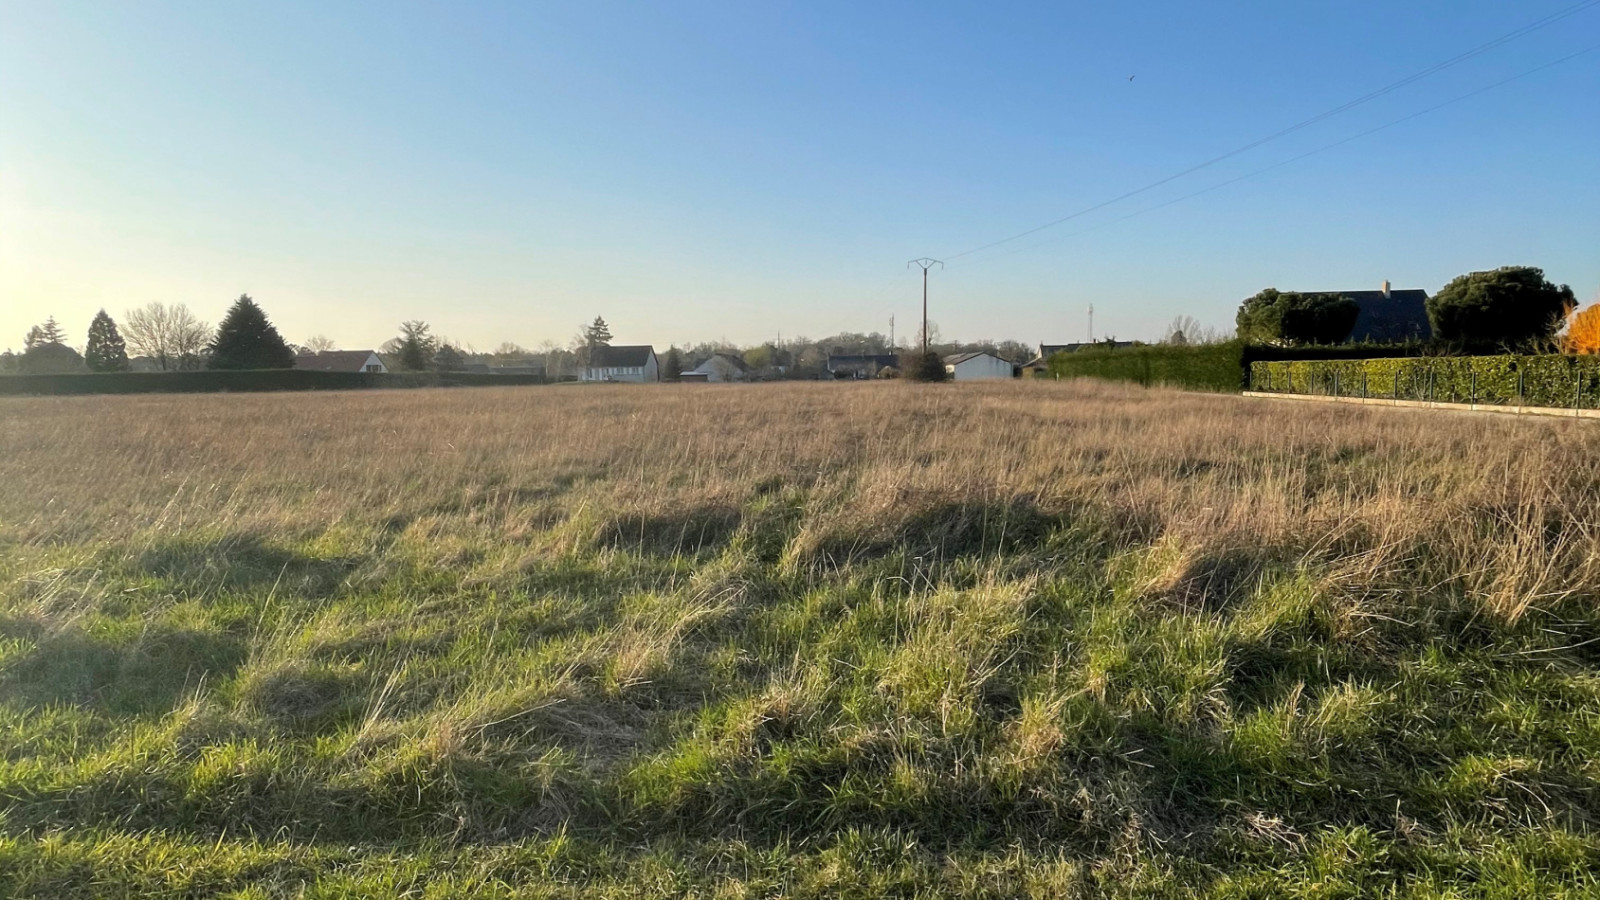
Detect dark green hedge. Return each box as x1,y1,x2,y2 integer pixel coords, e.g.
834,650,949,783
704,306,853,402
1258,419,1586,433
1251,355,1600,409
0,370,547,396
1040,341,1443,394
1044,342,1247,392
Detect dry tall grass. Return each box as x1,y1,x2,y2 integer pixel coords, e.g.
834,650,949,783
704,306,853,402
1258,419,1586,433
3,380,1600,898
5,380,1597,619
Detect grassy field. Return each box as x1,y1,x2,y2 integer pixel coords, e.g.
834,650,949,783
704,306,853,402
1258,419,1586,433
2,380,1600,898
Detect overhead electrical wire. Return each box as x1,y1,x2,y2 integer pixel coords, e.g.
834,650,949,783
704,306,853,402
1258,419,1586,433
949,43,1600,269
938,0,1600,262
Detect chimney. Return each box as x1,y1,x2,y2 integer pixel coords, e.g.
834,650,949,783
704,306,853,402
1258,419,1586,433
1381,280,1391,299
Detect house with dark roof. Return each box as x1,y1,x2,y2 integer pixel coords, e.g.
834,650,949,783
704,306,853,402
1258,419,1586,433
1333,282,1431,342
294,350,387,374
827,353,899,379
580,345,658,382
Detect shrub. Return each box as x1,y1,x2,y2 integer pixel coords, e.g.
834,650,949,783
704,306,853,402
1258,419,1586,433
1565,304,1600,354
18,341,87,375
903,351,947,382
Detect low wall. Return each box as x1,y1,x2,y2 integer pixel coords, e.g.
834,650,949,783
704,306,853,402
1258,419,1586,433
1243,391,1600,420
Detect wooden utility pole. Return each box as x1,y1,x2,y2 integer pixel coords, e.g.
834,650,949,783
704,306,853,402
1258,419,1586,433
907,258,943,355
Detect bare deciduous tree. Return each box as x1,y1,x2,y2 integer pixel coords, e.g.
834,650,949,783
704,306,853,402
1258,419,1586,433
124,303,211,371
303,335,337,353
1164,315,1225,345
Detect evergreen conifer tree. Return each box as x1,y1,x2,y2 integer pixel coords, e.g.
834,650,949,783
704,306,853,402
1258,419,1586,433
206,295,295,369
85,310,130,372
395,321,436,371
24,317,66,349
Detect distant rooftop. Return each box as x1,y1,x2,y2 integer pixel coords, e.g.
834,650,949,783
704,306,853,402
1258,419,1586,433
294,350,379,373
943,351,1002,365
1330,287,1431,342
589,345,655,367
1039,341,1134,356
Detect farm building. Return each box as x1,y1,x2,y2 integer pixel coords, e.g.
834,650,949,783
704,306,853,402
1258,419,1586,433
294,350,387,374
580,345,658,382
944,351,1017,380
686,353,749,382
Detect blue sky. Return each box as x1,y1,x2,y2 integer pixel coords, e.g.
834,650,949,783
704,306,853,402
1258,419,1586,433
3,1,1597,352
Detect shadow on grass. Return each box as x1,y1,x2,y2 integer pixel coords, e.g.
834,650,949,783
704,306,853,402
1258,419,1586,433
598,507,744,556
1162,548,1289,615
0,616,245,715
809,500,1098,565
137,535,361,597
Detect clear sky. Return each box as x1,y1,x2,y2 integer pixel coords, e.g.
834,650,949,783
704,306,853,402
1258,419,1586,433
3,1,1597,353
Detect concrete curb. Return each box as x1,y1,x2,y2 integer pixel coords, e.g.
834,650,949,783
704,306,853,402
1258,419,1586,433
1241,391,1600,420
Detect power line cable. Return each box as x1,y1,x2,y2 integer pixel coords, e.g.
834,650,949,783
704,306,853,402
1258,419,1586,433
940,0,1600,261
952,43,1600,268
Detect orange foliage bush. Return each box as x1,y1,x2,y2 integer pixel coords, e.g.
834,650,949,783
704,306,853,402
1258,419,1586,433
1565,304,1600,354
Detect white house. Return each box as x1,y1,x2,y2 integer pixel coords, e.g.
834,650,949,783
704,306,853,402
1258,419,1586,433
581,345,658,382
943,351,1016,381
294,350,387,373
685,353,749,382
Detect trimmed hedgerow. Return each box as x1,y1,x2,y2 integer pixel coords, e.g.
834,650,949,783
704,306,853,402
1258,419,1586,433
0,370,548,396
1251,354,1600,409
1043,342,1432,394
1044,342,1247,392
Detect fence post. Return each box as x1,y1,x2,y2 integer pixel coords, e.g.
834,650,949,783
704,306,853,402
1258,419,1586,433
1333,370,1339,397
1470,369,1476,406
1362,369,1368,399
1577,371,1583,415
1517,369,1524,407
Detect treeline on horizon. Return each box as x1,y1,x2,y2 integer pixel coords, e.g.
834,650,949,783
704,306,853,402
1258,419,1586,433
6,264,1596,379
0,297,1056,380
